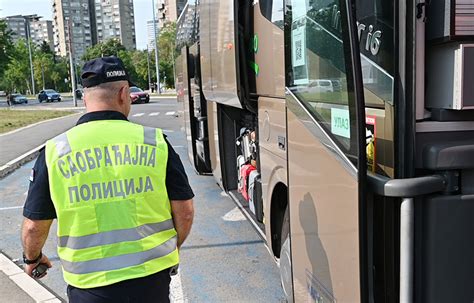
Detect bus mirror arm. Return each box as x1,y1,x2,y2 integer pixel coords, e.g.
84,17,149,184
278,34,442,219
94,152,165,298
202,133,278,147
367,172,446,198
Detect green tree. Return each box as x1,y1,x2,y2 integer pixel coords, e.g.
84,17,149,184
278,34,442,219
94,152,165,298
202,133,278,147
157,22,178,88
82,38,127,61
0,19,15,89
34,52,55,90
3,39,34,93
52,57,71,92
131,50,151,89
39,41,54,56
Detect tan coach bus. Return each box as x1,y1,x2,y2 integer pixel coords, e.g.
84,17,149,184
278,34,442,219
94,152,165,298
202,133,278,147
176,0,474,301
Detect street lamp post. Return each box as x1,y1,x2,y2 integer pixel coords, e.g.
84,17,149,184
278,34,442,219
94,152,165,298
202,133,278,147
146,46,152,91
25,17,35,95
151,0,161,94
67,18,77,107
41,61,45,90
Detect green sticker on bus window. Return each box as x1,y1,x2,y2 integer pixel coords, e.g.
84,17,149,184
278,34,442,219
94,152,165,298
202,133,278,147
331,108,350,138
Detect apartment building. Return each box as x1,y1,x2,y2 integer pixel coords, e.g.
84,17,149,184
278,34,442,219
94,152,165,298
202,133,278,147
53,0,136,61
4,15,54,50
147,19,159,52
156,0,186,27
52,0,95,61
95,0,136,50
31,19,55,50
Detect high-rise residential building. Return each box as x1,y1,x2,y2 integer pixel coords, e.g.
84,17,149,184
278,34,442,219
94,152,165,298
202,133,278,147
52,0,137,61
147,20,159,52
31,20,55,51
156,0,186,27
95,0,136,50
4,15,54,50
52,0,96,61
4,15,27,43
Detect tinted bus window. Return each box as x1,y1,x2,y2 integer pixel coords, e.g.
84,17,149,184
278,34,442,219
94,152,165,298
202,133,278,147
286,0,358,156
260,0,284,28
356,0,394,105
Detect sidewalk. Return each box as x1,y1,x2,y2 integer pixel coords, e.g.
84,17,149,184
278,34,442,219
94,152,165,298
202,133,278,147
0,253,61,302
0,113,81,301
0,112,83,178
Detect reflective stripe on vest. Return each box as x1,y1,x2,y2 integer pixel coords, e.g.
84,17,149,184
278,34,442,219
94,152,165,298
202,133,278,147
45,120,178,288
58,219,174,250
61,236,177,275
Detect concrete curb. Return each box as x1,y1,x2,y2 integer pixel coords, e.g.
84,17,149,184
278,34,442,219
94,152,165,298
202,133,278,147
0,253,61,303
0,144,45,179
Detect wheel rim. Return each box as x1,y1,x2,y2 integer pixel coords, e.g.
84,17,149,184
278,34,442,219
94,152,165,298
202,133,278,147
280,236,293,302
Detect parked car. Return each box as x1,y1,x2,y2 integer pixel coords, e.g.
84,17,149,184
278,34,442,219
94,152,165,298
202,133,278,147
306,79,335,93
38,89,61,102
10,93,28,104
130,87,150,104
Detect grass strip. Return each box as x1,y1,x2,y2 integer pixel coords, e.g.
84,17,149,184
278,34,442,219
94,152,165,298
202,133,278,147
0,109,75,134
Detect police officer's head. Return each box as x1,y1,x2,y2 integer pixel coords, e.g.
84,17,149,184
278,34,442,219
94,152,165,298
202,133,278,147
81,56,134,116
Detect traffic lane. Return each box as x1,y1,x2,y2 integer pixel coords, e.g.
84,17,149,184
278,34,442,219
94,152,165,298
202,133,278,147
0,99,285,301
0,97,182,300
0,97,76,109
128,98,182,134
0,161,67,299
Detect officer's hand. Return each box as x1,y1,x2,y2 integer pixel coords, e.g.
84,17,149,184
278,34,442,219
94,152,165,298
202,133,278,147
24,254,52,279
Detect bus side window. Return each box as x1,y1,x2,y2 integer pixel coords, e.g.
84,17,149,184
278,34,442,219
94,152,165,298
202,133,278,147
260,0,284,27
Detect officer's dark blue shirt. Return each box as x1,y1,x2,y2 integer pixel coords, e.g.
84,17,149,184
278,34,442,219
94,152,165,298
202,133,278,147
24,110,194,220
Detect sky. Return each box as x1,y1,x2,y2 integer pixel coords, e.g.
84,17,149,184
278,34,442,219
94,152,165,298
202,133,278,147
0,0,154,50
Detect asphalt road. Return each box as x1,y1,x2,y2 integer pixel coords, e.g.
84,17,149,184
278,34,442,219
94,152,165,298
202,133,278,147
0,97,285,302
0,97,78,109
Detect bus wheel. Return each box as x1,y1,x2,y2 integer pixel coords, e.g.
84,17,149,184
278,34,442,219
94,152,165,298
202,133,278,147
280,207,293,302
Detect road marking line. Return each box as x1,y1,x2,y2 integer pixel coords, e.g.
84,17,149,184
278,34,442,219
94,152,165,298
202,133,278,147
222,207,246,222
166,111,176,116
170,271,186,302
132,113,145,117
149,112,160,116
0,253,60,302
0,206,23,211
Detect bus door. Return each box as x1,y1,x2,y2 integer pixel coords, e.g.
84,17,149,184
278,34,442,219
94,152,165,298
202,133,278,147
284,0,368,301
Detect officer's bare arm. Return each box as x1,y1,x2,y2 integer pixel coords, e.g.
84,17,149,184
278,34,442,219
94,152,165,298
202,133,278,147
21,218,54,277
22,218,53,259
170,199,194,248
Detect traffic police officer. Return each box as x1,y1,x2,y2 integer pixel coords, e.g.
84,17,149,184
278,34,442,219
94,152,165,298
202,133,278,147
21,56,194,302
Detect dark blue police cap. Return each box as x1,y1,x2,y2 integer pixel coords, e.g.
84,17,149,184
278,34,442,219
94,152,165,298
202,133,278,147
81,56,135,88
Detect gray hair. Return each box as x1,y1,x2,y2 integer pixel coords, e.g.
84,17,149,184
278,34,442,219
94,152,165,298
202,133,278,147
84,81,128,99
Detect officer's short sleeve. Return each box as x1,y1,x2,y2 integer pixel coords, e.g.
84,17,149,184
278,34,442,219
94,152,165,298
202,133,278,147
23,148,57,220
164,138,194,201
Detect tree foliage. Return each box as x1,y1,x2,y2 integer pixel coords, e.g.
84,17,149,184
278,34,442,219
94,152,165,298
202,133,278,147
157,22,177,88
1,21,179,94
0,19,15,89
82,38,127,61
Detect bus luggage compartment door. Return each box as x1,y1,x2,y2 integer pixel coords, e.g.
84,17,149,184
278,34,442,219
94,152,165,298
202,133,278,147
192,87,212,173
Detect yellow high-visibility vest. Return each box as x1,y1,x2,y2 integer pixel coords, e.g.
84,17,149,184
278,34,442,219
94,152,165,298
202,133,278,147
45,120,178,288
